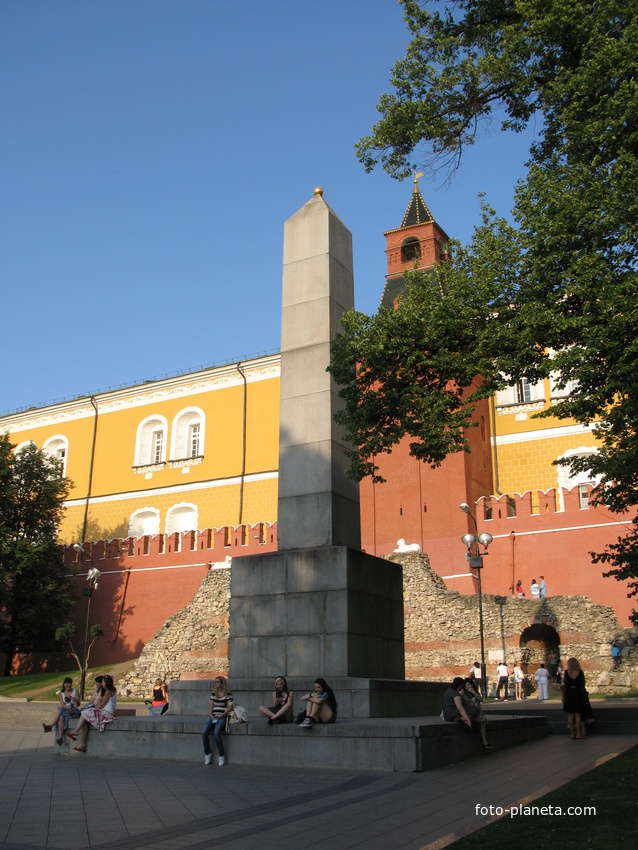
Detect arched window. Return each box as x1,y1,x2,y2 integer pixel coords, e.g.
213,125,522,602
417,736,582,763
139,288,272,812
134,415,168,466
401,237,421,263
166,503,198,536
556,447,601,511
170,407,205,460
128,507,160,538
14,440,37,455
42,435,69,477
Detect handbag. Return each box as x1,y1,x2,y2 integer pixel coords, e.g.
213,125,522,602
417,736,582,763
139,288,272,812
227,705,247,724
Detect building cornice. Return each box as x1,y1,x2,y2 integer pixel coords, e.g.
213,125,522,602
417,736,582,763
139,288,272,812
1,354,281,433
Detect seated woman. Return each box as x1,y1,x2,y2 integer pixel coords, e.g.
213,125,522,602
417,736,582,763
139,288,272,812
43,677,80,745
441,677,492,751
80,674,104,711
67,674,117,752
147,678,170,715
461,677,492,750
259,676,293,724
299,678,337,728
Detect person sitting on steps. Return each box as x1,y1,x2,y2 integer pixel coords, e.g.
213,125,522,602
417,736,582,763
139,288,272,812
259,676,294,724
42,677,80,746
298,678,337,728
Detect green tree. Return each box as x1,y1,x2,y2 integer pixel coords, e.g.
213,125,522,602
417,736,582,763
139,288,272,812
0,435,76,675
333,0,638,592
55,622,104,675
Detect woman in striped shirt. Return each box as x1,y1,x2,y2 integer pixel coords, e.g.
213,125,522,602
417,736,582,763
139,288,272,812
202,676,233,766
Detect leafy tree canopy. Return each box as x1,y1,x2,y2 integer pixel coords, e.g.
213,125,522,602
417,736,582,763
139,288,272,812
0,435,76,675
333,0,638,592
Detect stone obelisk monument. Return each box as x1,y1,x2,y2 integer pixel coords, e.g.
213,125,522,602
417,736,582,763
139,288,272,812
277,187,361,550
228,190,405,702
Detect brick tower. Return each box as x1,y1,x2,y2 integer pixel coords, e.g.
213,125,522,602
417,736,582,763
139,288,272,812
359,178,494,591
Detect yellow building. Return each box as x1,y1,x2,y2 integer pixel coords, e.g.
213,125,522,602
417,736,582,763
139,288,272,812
492,373,600,510
1,355,280,544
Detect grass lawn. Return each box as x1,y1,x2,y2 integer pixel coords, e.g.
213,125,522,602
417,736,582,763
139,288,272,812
0,660,135,701
452,743,638,849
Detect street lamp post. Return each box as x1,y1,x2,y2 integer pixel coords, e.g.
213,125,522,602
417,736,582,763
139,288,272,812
72,544,101,701
460,503,493,699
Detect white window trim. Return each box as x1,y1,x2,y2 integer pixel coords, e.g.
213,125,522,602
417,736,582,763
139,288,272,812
134,415,168,467
556,446,601,511
14,439,38,455
170,407,205,461
42,434,69,477
496,377,545,406
128,507,161,538
165,502,198,536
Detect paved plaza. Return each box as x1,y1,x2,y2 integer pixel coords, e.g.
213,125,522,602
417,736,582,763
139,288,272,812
1,703,636,850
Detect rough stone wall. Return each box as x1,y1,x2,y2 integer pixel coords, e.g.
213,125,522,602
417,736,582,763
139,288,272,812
119,567,230,698
397,552,622,684
118,551,636,699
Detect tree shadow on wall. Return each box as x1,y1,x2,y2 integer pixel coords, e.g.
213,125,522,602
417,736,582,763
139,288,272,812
75,515,129,544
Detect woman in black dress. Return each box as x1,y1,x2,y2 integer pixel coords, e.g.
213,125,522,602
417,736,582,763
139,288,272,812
562,657,589,738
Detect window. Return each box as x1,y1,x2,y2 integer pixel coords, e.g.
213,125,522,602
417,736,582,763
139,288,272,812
496,378,545,406
152,429,164,464
134,415,168,466
14,440,37,455
128,508,160,538
515,379,532,404
42,435,69,477
550,371,579,400
401,237,421,262
189,422,200,458
556,447,601,511
548,348,579,400
170,408,205,460
166,503,198,535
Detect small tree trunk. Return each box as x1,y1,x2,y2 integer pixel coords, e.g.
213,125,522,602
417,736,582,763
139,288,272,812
3,644,16,677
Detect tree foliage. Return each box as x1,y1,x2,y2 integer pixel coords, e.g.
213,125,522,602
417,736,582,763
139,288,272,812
329,204,520,481
335,0,638,591
0,435,77,675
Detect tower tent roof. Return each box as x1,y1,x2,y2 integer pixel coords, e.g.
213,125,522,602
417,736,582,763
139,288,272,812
385,175,435,235
400,185,434,228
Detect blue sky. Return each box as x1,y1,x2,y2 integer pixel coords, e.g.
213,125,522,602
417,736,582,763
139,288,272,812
1,1,537,415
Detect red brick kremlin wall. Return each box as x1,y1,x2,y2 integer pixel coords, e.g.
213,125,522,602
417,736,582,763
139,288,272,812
58,524,277,671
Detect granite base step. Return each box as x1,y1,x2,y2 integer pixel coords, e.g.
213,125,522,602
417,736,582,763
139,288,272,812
64,712,548,772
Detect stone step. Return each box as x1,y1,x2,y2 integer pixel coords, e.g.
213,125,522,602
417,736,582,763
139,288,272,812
492,703,638,735
169,677,448,719
61,712,548,772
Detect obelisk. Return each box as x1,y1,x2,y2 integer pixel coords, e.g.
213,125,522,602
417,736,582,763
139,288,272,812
277,187,361,550
228,190,404,687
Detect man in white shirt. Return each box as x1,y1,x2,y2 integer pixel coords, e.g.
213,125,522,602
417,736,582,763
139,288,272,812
496,662,510,700
540,576,547,597
535,664,550,700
